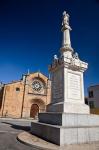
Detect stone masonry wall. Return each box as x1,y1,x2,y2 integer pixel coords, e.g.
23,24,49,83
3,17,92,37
1,81,24,118
0,72,51,118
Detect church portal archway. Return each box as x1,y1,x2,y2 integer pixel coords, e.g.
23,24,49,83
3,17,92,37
30,104,39,118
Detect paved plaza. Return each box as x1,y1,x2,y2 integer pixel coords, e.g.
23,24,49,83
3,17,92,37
0,118,37,150
0,118,99,150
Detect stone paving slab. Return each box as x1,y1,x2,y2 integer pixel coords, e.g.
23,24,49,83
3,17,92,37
17,131,99,150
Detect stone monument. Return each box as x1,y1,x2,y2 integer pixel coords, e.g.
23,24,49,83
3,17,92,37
31,11,99,146
47,11,89,114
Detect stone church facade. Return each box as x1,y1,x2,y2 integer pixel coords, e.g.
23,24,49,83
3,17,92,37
0,72,51,118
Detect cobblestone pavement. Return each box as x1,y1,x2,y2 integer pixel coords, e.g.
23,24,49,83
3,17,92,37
0,118,37,150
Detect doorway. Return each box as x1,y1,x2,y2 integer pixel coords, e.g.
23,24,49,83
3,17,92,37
30,104,39,118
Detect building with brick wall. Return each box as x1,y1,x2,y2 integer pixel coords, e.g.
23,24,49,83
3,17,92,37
0,72,51,118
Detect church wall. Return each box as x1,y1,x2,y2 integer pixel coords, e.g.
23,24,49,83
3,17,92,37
22,73,51,118
0,72,51,119
1,81,24,118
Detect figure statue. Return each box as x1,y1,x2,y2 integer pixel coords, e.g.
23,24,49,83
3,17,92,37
62,11,69,26
73,52,79,59
54,55,58,60
53,55,58,66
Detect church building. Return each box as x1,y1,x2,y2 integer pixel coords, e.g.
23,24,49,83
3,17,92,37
0,72,51,118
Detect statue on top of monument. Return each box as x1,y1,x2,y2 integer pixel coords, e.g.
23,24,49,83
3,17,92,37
62,11,69,26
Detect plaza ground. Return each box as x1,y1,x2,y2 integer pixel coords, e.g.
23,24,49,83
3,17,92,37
0,118,99,150
0,118,37,150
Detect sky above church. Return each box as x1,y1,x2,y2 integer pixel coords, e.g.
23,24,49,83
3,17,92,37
0,0,99,95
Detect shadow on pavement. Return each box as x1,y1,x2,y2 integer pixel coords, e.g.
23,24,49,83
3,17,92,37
1,121,30,131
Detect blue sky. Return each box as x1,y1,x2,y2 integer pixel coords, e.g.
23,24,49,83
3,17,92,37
0,0,99,96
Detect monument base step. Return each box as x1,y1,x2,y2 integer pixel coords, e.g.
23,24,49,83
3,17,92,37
39,113,99,126
31,121,99,146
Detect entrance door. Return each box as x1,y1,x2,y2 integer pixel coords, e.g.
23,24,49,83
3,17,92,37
30,104,39,118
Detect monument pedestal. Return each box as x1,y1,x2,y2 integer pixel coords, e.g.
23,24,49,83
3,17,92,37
31,113,99,145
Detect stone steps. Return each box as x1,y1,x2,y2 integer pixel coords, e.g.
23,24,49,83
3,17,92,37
31,113,99,146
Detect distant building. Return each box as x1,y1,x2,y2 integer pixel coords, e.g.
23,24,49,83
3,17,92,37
88,85,99,114
0,72,51,118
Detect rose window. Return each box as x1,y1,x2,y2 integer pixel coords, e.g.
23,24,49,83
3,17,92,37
32,80,43,92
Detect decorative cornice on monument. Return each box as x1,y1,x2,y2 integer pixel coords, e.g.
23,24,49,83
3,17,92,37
48,55,63,72
48,54,88,72
48,58,88,72
64,56,88,72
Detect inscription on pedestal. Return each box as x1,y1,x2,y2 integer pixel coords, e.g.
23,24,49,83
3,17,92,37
68,72,81,100
52,70,63,102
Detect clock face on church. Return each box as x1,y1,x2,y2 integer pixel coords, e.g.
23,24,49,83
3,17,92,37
32,80,44,93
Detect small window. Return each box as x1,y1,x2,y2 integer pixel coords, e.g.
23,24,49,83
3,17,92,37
89,91,94,98
89,101,94,109
16,87,20,92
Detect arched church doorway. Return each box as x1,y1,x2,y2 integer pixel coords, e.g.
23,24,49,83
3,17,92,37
30,104,39,118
